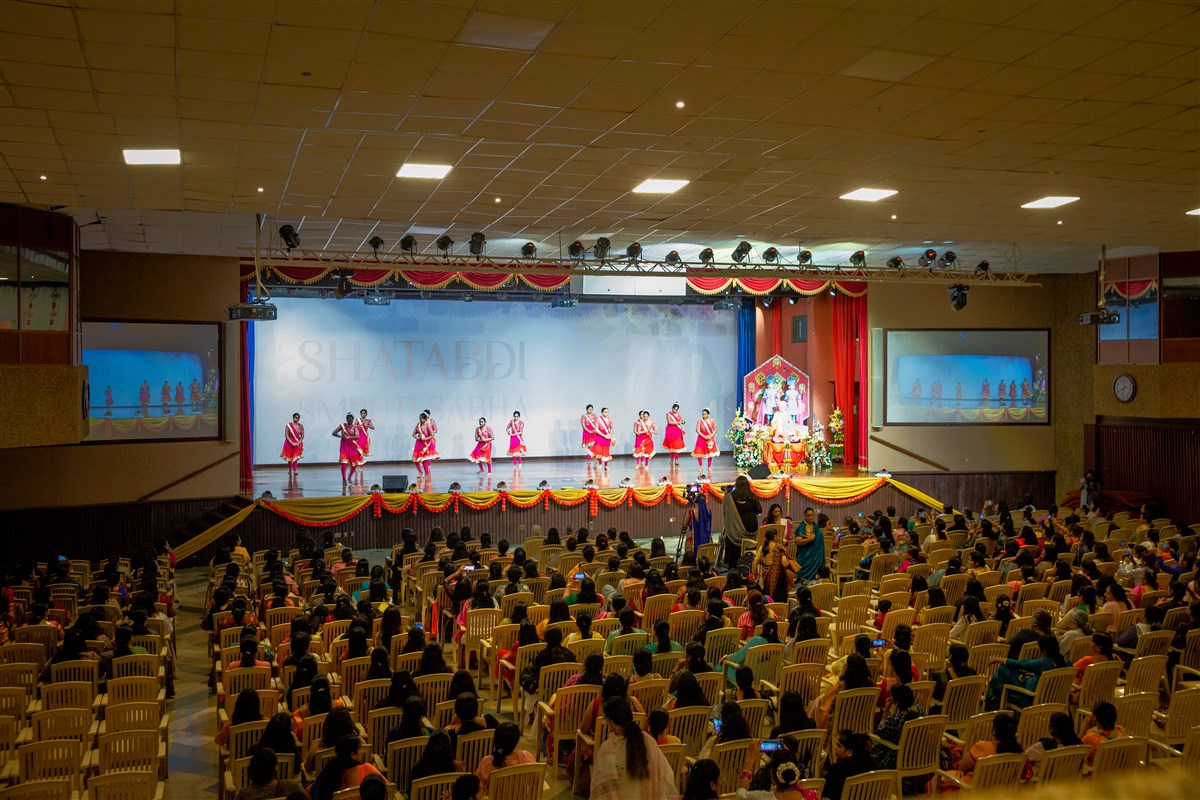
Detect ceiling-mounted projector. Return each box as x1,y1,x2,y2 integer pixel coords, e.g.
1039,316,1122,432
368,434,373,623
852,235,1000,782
228,301,277,321
1080,310,1120,325
550,297,579,308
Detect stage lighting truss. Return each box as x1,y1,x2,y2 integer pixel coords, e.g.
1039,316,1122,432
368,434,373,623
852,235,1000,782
249,239,1037,289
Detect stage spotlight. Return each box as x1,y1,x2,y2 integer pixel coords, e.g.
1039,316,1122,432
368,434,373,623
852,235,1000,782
699,248,715,264
333,269,353,300
436,235,454,254
398,235,416,254
975,260,990,275
626,242,642,261
462,294,474,302
520,241,537,258
537,480,550,489
713,297,740,310
567,240,585,258
797,250,812,265
762,247,779,263
369,236,386,256
468,231,486,256
849,250,866,267
762,297,773,308
665,250,681,263
949,283,969,311
918,248,938,267
279,224,300,251
886,256,904,269
732,241,753,263
787,296,797,305
940,250,957,267
593,237,611,260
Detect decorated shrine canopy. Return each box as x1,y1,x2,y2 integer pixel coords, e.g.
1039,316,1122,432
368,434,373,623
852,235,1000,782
238,259,867,296
744,355,809,423
172,475,945,561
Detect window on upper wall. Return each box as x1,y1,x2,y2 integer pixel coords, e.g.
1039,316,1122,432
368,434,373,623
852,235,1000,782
18,247,70,332
1100,280,1158,341
0,245,17,330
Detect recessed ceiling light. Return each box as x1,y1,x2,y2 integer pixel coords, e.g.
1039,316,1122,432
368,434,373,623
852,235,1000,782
922,240,933,245
942,241,953,244
123,148,180,165
1021,196,1079,209
1057,220,1063,225
397,163,452,179
633,179,689,194
494,197,502,203
1187,208,1200,216
39,175,47,181
256,187,264,193
890,215,897,220
840,188,897,202
675,100,686,109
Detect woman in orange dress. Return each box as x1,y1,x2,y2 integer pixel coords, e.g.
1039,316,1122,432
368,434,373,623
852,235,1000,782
412,412,439,477
469,417,494,473
280,412,304,474
632,410,656,469
589,408,614,469
661,404,686,466
506,411,527,466
332,413,363,486
355,409,374,460
692,408,719,477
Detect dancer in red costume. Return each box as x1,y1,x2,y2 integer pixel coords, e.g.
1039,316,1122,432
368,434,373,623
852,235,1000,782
332,413,363,486
469,417,494,473
280,412,304,474
160,381,171,415
632,410,656,469
412,411,439,477
355,408,374,458
692,408,719,477
662,404,686,466
189,378,202,412
589,407,613,469
139,380,151,417
174,381,185,415
506,411,526,467
580,404,598,462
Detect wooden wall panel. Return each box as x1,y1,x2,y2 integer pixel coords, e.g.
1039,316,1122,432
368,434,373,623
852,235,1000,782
1094,421,1200,523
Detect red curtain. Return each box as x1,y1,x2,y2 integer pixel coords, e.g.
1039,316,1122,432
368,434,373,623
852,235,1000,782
832,293,867,467
855,294,868,467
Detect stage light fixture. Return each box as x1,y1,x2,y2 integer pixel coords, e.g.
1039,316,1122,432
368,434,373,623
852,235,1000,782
731,241,753,263
448,482,462,493
520,241,537,258
665,250,681,263
369,236,386,256
797,250,812,265
787,296,797,305
849,251,866,267
975,260,990,275
940,250,957,267
333,269,353,300
550,296,579,308
713,297,739,310
949,283,969,311
762,297,773,308
468,231,486,256
762,247,779,263
364,291,390,306
399,235,416,254
279,224,300,251
886,256,904,269
593,237,611,260
918,248,938,267
462,294,473,302
436,235,454,254
567,240,585,258
699,248,715,264
626,242,642,261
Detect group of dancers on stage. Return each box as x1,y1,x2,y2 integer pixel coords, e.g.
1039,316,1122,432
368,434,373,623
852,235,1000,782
279,404,722,484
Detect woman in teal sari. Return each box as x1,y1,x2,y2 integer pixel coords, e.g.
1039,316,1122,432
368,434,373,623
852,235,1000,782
986,635,1067,708
793,507,826,583
723,619,779,685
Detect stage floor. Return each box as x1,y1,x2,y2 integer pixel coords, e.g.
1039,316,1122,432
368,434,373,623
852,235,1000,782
252,456,862,499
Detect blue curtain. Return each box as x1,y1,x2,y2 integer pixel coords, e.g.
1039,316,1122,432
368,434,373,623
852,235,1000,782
736,298,756,413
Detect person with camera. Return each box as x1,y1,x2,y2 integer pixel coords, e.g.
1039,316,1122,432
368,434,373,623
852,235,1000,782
721,475,761,570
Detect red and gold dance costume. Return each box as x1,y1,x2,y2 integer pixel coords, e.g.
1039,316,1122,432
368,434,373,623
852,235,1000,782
692,415,719,472
160,382,171,415
355,416,374,457
581,411,598,459
280,421,305,472
506,418,526,465
662,410,686,464
469,424,494,471
336,421,364,483
412,419,439,476
765,416,805,474
633,418,656,468
589,413,613,465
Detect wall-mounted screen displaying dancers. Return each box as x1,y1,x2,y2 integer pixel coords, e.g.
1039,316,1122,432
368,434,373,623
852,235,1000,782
81,321,222,441
252,297,737,465
883,329,1049,425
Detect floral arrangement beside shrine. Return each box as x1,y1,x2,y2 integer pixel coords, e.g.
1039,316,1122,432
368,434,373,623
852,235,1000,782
829,407,845,462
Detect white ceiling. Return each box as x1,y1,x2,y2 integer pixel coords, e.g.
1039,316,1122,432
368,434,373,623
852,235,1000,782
2,0,1198,273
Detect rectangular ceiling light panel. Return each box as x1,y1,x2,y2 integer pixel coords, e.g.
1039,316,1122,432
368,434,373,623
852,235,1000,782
397,164,453,179
123,149,181,165
839,188,897,201
1021,196,1080,209
632,179,689,194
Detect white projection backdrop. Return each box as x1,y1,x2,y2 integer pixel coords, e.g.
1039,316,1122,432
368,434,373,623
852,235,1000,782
253,298,737,464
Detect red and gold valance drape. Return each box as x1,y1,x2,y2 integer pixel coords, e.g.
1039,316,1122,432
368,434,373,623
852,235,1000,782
240,259,867,296
1104,280,1158,299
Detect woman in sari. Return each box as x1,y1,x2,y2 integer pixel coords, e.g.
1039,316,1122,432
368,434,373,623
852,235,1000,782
281,412,304,474
591,696,676,800
581,404,598,462
590,408,614,468
468,417,494,473
692,408,719,476
721,475,761,571
632,410,655,469
662,404,686,466
412,411,439,477
755,529,799,601
332,413,363,486
793,506,826,583
506,411,526,466
355,409,374,460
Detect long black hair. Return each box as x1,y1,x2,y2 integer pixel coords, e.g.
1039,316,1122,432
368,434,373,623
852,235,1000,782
314,734,363,800
575,612,593,640
654,620,674,654
603,695,648,780
490,722,521,769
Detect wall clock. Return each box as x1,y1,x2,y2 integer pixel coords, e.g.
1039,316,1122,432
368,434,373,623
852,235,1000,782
1113,374,1136,404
